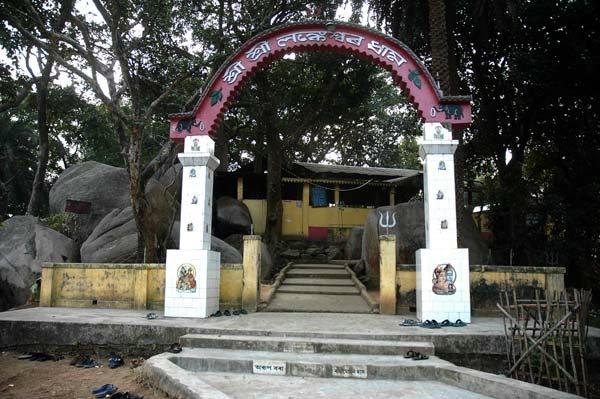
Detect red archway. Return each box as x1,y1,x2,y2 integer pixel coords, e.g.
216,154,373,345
169,21,472,141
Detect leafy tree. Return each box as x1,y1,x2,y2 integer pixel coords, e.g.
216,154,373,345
225,50,422,244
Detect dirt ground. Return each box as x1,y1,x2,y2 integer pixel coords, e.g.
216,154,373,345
0,351,168,399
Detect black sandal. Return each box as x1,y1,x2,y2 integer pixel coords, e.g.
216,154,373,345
412,353,429,361
167,343,182,353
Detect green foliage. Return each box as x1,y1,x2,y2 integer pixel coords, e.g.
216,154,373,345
0,114,36,219
41,212,72,237
226,51,422,170
368,0,600,293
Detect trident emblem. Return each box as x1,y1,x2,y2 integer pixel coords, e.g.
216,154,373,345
378,211,397,235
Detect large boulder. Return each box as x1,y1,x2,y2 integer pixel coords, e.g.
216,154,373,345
0,215,79,311
169,222,242,263
344,227,364,260
211,236,243,264
49,161,130,244
362,201,489,285
80,207,138,263
214,196,252,238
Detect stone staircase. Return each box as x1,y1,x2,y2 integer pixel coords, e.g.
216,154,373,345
264,263,373,313
142,327,573,398
175,332,437,381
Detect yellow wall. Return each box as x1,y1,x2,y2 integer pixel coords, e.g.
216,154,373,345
243,183,379,238
395,264,566,314
279,200,372,238
396,266,564,294
282,200,304,236
40,263,243,311
243,199,267,234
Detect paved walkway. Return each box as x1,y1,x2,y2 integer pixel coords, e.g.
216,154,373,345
197,372,493,399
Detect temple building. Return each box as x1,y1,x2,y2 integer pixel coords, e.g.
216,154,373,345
214,161,422,240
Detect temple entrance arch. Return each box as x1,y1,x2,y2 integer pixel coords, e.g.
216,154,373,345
169,21,471,140
164,21,473,320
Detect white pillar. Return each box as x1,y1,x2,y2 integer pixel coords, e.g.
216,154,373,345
416,123,471,323
164,135,221,318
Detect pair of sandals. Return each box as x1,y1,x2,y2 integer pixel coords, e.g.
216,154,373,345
167,343,182,353
441,319,467,327
18,352,63,361
109,353,124,369
404,350,429,360
211,309,248,317
91,384,117,398
421,319,466,328
109,392,144,399
400,319,467,328
74,357,100,368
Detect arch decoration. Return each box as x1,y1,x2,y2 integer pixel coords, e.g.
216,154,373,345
164,21,473,321
168,21,472,141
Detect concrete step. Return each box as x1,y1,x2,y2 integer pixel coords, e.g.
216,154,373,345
282,278,355,286
285,269,351,279
278,285,360,295
291,263,346,270
265,293,372,313
180,334,434,356
166,348,448,380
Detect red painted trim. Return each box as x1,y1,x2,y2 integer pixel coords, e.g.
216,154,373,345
170,21,472,142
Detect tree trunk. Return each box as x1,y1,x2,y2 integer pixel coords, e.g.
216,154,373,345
265,130,283,246
214,127,229,172
27,57,54,216
126,125,159,263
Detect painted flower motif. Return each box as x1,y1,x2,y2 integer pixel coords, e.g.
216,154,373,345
210,88,223,106
408,69,422,89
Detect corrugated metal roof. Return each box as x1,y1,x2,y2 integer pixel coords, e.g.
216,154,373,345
294,162,420,178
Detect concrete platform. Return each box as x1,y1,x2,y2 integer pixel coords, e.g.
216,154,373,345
1,307,599,358
196,372,493,399
139,350,581,399
0,308,600,359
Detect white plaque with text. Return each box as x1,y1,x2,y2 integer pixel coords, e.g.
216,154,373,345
332,364,368,379
253,360,286,375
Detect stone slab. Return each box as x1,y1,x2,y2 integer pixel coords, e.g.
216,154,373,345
285,269,351,278
282,278,355,286
180,333,435,356
292,264,346,269
277,285,360,295
265,293,372,313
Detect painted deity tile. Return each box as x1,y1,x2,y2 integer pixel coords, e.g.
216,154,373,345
176,263,197,293
432,263,456,295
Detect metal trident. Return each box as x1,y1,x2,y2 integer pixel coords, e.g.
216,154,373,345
378,211,397,235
